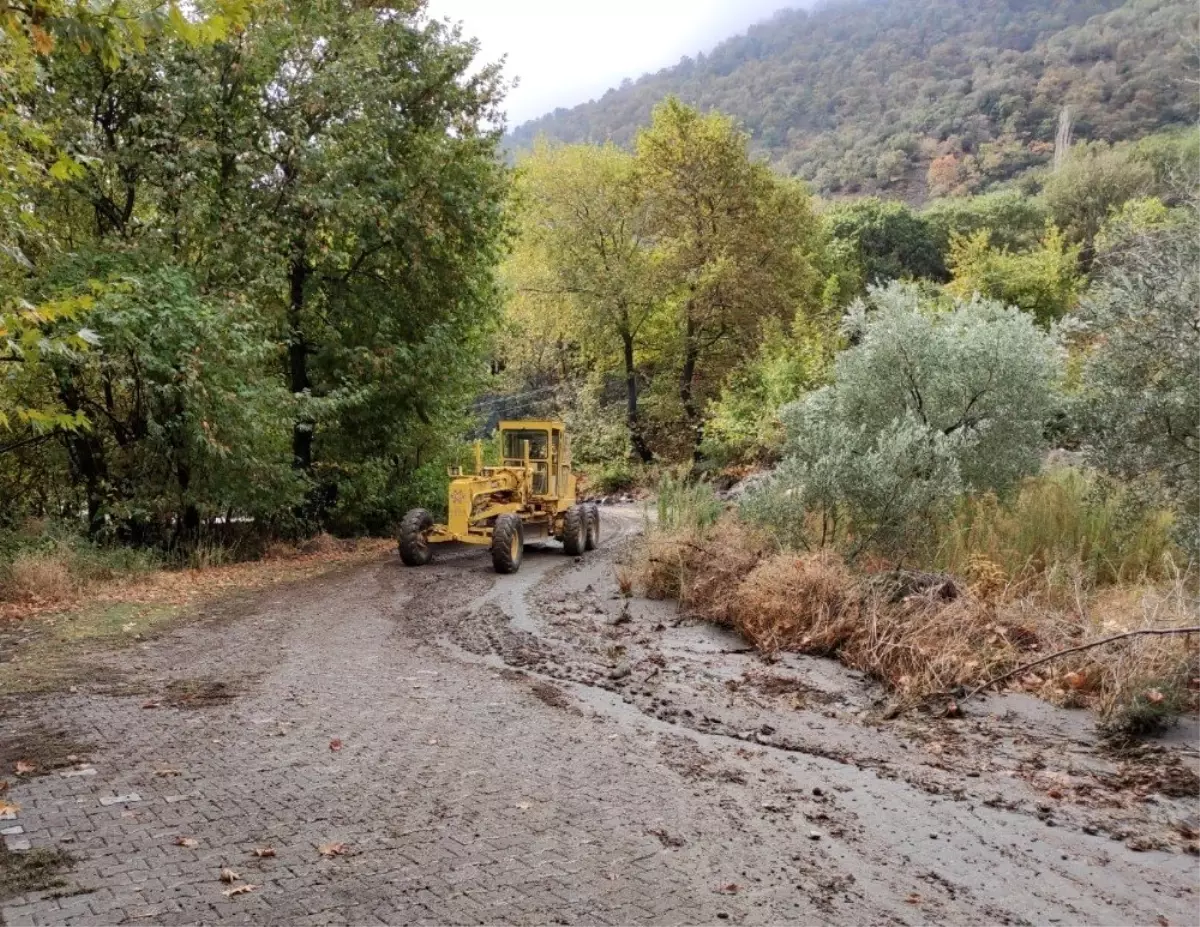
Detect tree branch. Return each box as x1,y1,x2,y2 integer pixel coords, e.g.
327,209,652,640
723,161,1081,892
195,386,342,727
963,626,1200,702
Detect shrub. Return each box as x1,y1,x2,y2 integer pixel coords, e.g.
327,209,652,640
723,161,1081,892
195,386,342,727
0,525,159,604
946,226,1081,326
743,283,1062,556
701,316,832,466
1042,142,1154,253
822,197,946,288
1074,206,1199,552
923,189,1049,253
653,469,723,534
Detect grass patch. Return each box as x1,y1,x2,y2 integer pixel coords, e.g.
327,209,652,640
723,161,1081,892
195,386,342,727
0,846,74,902
932,467,1178,590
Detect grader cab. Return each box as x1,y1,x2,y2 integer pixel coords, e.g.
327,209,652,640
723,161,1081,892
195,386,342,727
398,420,599,574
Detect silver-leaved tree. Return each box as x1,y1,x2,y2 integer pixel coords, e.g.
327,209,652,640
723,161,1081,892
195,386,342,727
743,283,1062,555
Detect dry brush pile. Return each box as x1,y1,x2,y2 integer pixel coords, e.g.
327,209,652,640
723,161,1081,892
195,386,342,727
631,513,1199,737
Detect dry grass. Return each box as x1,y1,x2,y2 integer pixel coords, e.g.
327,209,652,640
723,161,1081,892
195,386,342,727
1,536,390,624
631,512,1199,732
4,550,77,604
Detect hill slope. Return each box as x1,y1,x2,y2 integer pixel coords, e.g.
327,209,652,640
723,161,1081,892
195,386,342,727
506,0,1198,199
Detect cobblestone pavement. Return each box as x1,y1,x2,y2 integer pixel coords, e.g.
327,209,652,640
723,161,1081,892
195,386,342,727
2,509,1197,925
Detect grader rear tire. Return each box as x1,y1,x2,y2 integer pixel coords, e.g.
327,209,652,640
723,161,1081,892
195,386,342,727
398,508,434,566
491,514,525,574
562,504,587,556
584,503,600,551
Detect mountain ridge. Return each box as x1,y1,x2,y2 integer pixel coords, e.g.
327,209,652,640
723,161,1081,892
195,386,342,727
505,0,1198,199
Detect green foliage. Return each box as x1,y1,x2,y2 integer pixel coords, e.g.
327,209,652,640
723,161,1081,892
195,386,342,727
822,198,945,289
701,316,832,466
1091,196,1177,254
1074,205,1199,551
654,469,723,533
1,0,511,543
946,226,1081,325
923,190,1049,253
933,467,1177,586
742,283,1062,555
507,0,1199,197
1042,141,1155,252
636,99,826,454
1129,126,1200,200
503,99,827,462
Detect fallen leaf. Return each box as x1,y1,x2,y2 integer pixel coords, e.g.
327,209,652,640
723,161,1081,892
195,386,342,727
905,892,923,904
427,738,439,746
1063,671,1088,690
155,769,181,777
0,780,8,794
1157,917,1170,927
515,802,531,810
718,883,740,895
318,842,349,857
328,739,342,752
1047,789,1064,800
175,837,199,848
0,800,19,815
15,760,36,775
1144,688,1165,704
142,700,160,709
221,883,259,897
220,868,240,883
252,847,276,858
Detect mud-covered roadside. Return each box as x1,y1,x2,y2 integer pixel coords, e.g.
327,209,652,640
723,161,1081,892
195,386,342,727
1,505,1196,926
421,504,1200,923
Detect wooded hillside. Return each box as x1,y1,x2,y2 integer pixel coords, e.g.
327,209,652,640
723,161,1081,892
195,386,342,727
507,0,1198,199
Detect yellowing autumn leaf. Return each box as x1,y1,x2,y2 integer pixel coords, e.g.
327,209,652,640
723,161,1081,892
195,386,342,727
29,24,55,55
15,761,36,775
252,847,276,858
318,842,350,857
221,883,259,897
175,837,199,848
220,868,240,883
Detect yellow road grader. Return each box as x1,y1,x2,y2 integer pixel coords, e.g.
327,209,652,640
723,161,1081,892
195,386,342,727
398,420,599,574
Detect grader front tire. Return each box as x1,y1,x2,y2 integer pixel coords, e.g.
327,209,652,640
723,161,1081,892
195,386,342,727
398,508,434,566
491,514,525,574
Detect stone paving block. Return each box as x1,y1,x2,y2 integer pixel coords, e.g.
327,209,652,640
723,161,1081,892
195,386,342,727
97,793,141,807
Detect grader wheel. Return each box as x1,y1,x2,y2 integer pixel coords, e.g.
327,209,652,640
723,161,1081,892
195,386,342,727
398,508,434,566
562,504,587,556
491,513,525,574
584,503,600,551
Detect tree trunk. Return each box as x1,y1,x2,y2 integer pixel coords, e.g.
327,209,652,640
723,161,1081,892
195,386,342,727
288,239,313,473
679,307,703,461
57,374,107,537
621,330,653,463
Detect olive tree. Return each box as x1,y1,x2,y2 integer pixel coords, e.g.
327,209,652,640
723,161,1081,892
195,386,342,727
1075,209,1199,551
743,283,1062,554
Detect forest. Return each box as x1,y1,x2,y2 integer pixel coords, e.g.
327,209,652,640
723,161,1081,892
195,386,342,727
2,0,1198,729
507,0,1198,200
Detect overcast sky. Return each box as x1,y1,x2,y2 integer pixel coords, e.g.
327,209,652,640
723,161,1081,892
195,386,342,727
425,0,798,127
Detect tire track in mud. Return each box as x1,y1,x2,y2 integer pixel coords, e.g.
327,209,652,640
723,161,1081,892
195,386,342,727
395,504,1199,927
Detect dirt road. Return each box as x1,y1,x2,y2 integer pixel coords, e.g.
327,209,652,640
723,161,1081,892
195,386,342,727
2,507,1197,925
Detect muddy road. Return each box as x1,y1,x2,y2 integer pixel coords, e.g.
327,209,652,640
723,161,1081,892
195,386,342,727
2,506,1197,925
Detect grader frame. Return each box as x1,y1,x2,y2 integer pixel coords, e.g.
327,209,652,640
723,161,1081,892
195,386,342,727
398,420,599,574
